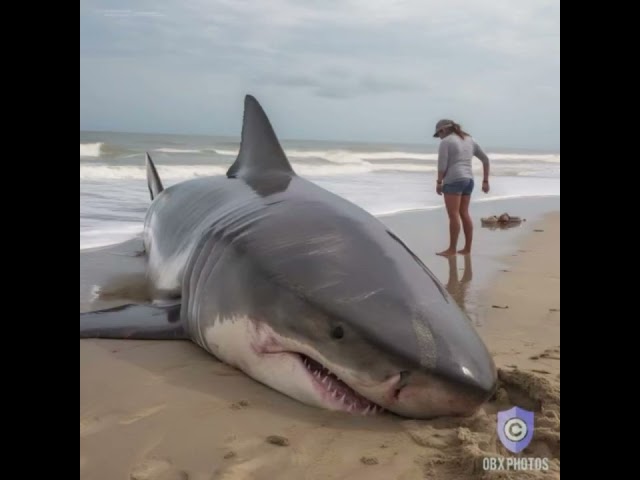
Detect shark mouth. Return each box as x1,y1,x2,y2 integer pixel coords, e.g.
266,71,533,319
297,353,385,415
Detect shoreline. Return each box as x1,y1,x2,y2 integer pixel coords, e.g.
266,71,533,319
376,194,559,219
80,199,560,479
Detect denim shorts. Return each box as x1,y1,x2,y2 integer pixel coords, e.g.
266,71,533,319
442,178,474,195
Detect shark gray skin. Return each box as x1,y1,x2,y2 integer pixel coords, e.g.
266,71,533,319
80,95,497,419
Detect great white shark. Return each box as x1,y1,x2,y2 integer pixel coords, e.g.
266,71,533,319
80,95,497,419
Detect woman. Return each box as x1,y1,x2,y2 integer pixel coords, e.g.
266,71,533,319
432,119,490,256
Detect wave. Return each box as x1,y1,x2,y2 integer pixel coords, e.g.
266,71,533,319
80,165,229,180
80,143,102,158
79,158,560,180
154,148,205,154
80,142,140,158
489,153,559,163
214,148,559,164
80,140,560,166
79,162,443,180
213,149,239,157
285,150,436,163
80,223,143,250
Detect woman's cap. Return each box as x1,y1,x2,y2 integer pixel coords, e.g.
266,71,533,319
433,119,454,137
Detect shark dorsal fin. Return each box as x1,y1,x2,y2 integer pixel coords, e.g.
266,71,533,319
227,95,295,179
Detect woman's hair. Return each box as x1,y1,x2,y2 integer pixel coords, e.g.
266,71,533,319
448,122,470,140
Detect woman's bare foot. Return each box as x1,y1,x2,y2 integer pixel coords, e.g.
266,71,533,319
436,249,457,257
457,248,471,255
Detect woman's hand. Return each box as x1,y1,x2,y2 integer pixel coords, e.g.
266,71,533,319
482,180,490,193
436,182,443,195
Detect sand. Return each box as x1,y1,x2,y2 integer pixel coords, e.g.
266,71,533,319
80,200,560,480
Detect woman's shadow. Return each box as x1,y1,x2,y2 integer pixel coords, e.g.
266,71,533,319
445,254,473,314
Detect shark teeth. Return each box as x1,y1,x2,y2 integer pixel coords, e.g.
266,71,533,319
298,353,385,416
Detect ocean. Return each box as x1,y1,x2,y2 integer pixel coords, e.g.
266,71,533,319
80,131,560,250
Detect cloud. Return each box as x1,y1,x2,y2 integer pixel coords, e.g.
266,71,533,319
80,0,560,148
99,9,166,18
256,71,424,99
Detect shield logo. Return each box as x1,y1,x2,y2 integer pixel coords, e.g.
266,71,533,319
496,406,534,453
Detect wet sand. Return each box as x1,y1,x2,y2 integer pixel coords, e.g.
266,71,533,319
80,196,560,480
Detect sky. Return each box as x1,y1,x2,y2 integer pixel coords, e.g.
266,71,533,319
80,0,560,150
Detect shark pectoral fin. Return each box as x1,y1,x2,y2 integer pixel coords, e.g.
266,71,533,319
80,303,187,340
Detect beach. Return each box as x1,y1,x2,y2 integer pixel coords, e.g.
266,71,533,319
80,1,560,475
80,198,560,480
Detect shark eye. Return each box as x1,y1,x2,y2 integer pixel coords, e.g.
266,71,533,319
330,326,344,339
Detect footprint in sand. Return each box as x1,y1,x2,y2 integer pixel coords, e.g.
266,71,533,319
80,413,121,437
531,347,560,361
230,400,250,410
213,434,307,479
80,405,166,437
119,404,166,425
130,457,188,480
215,451,283,478
266,435,289,446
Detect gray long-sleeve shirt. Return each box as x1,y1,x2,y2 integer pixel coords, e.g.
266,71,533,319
437,134,490,184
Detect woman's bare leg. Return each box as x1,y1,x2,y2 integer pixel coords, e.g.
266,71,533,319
458,194,473,254
437,194,462,256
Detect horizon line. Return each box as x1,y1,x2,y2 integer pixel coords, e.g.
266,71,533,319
79,128,560,153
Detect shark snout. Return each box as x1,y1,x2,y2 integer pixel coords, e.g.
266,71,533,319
381,332,497,419
389,364,497,419
351,357,495,419
384,300,498,418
